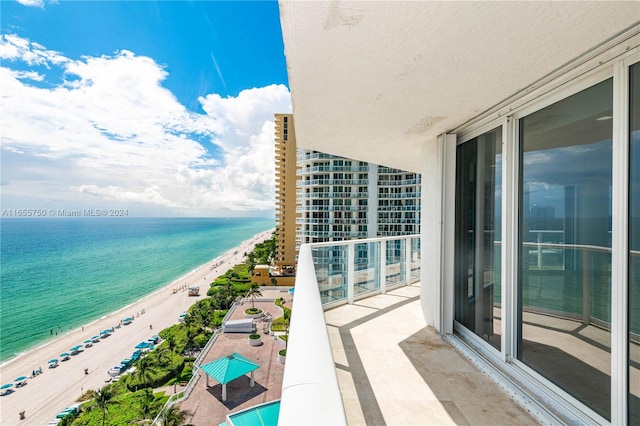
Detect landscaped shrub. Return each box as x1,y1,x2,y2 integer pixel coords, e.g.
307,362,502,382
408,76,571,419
194,333,211,348
271,317,287,332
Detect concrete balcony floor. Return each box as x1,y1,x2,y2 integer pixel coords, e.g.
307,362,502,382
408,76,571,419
325,284,539,425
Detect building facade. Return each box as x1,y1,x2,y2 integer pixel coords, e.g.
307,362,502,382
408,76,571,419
296,151,420,244
279,2,640,424
274,113,298,271
276,114,421,262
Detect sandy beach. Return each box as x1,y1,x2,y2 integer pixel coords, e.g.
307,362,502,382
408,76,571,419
0,229,274,426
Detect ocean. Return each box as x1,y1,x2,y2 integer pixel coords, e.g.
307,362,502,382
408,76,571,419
0,217,274,363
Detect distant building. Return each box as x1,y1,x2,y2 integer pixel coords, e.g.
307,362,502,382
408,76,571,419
274,113,299,272
274,114,421,265
296,151,420,244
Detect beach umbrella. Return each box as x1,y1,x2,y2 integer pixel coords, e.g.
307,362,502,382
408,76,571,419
1,383,14,389
135,341,151,349
14,376,28,381
48,358,58,363
84,339,92,343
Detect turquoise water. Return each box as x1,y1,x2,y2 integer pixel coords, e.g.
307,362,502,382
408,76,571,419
0,217,274,363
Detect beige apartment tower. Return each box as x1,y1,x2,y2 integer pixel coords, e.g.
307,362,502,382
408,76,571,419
274,113,298,271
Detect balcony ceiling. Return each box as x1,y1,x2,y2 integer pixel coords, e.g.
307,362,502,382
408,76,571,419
279,1,640,172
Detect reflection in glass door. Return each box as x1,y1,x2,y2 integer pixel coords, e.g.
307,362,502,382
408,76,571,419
455,127,502,351
518,78,613,420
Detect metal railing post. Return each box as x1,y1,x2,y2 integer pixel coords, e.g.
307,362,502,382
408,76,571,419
347,242,355,304
380,240,387,294
405,237,411,285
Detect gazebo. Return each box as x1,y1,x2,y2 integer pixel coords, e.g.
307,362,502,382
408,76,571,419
199,352,260,401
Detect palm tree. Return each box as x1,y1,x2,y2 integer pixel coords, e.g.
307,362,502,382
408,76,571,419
138,388,155,422
246,283,262,310
194,304,212,332
160,405,190,426
155,344,173,366
184,326,198,354
134,356,153,387
92,386,114,426
246,251,256,274
183,312,196,329
164,335,177,353
283,309,291,351
210,282,236,310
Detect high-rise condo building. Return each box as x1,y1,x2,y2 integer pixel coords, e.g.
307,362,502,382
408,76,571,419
275,114,421,265
274,113,298,271
296,150,420,244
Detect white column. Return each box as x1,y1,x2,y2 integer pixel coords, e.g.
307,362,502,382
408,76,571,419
222,383,227,401
420,133,456,333
250,372,255,387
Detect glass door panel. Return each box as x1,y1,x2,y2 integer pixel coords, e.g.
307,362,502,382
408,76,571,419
519,78,613,420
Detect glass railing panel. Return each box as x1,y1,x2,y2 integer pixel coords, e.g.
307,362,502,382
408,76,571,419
311,245,348,304
353,241,380,297
521,244,611,323
385,238,406,286
411,236,421,282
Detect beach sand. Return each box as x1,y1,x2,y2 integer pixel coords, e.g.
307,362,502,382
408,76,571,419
0,229,274,426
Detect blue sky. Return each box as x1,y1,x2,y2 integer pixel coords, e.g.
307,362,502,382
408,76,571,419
1,0,291,217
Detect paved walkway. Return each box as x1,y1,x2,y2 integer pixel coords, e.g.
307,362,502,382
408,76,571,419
178,295,287,425
325,284,540,425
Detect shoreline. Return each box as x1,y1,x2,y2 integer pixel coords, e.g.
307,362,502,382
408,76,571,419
0,232,267,368
0,228,274,426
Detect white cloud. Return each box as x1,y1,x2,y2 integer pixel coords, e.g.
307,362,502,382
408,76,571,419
15,0,45,8
0,34,292,216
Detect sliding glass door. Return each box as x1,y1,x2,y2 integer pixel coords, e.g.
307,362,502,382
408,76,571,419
518,78,613,419
454,127,502,351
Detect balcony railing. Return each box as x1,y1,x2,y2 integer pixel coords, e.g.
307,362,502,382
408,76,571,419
279,235,421,425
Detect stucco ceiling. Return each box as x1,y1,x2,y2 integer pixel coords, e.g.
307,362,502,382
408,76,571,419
279,1,640,172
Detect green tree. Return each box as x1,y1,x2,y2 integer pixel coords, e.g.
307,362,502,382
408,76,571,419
155,344,173,366
246,283,262,310
138,388,155,422
134,356,153,387
91,386,115,426
164,335,177,353
160,405,189,426
184,327,198,354
194,304,212,332
183,312,196,329
246,251,257,274
210,282,236,310
283,309,291,350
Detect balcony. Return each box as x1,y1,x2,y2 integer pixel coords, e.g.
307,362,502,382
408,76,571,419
280,236,537,425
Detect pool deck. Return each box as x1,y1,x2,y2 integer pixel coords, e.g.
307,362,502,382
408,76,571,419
178,291,288,425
